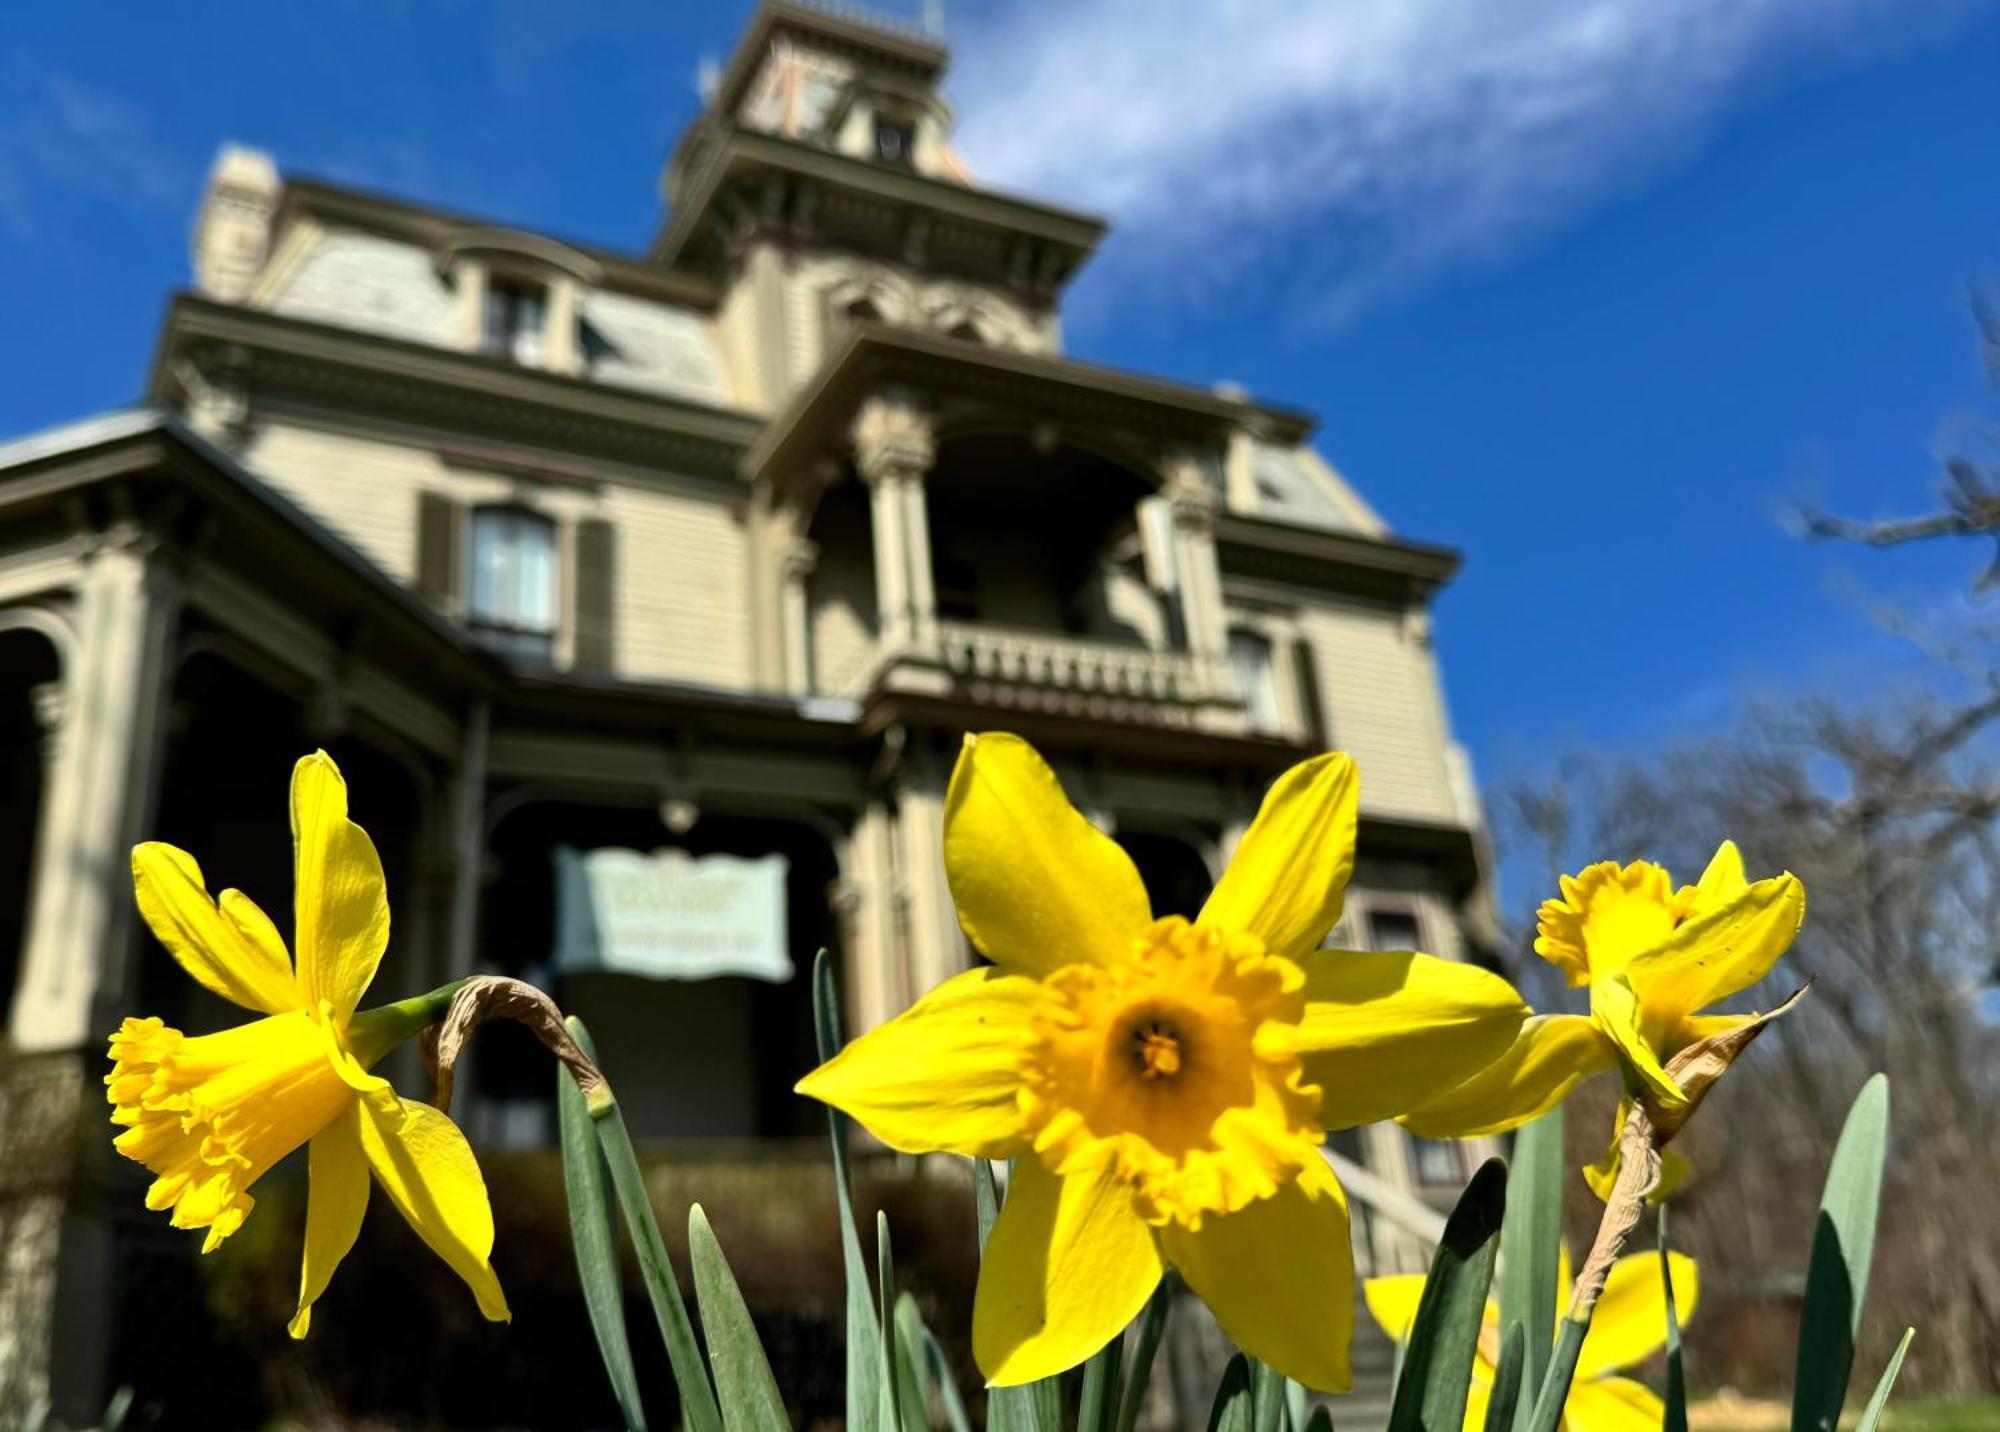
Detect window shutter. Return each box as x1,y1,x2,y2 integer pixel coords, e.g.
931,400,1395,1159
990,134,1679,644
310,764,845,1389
415,491,463,610
1292,633,1329,749
571,518,617,670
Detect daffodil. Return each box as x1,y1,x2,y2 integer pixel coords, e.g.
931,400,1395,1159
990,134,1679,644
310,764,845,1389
1400,843,1805,1194
796,733,1531,1390
107,751,508,1338
1366,1248,1697,1432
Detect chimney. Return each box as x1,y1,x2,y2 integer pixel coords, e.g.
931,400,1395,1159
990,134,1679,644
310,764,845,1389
191,144,280,302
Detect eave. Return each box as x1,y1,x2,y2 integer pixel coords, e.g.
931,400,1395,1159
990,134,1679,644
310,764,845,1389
149,295,766,480
747,323,1317,485
1215,513,1462,604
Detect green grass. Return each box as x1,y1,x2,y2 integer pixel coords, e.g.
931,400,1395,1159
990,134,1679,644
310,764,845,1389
1873,1399,2000,1432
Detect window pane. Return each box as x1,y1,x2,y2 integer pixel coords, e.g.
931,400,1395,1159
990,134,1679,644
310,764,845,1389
1229,629,1280,732
469,507,557,636
1367,907,1422,953
1408,1133,1464,1185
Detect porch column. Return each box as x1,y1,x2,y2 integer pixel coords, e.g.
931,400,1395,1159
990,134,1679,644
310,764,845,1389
10,538,180,1051
780,537,818,696
852,391,937,656
1163,454,1230,691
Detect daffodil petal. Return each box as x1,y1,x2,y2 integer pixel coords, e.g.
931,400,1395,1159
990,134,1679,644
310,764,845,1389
1461,1377,1494,1432
1690,840,1746,907
131,843,299,1014
291,751,390,1025
1575,1250,1697,1380
1400,1015,1614,1139
289,1102,370,1339
1589,974,1685,1112
1626,872,1805,1027
1363,1273,1429,1344
1295,951,1529,1129
355,1096,509,1324
973,1157,1162,1386
943,733,1151,976
1199,753,1358,960
1160,1161,1354,1393
1563,1375,1666,1432
795,966,1038,1158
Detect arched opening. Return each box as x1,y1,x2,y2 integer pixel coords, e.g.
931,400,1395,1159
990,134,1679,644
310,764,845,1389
925,433,1164,646
477,799,838,1145
1115,828,1214,922
0,627,60,1026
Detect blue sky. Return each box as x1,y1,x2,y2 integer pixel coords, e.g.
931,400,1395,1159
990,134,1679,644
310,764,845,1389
3,0,1996,846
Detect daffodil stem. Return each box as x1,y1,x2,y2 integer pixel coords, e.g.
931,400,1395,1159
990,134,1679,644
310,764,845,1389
347,978,471,1066
1523,1316,1587,1432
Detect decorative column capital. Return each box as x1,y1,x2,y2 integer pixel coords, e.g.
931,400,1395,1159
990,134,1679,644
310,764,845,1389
780,536,820,582
851,390,936,486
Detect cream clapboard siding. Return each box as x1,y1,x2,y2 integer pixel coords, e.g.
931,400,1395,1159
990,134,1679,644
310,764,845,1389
1299,599,1459,825
239,420,752,688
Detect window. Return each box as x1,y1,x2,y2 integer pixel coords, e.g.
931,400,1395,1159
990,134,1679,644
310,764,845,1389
1229,628,1281,733
1367,906,1423,954
469,506,558,662
482,278,547,366
873,115,915,166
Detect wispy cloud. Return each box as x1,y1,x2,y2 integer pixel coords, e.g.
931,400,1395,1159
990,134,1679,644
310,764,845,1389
951,0,1985,329
0,67,191,240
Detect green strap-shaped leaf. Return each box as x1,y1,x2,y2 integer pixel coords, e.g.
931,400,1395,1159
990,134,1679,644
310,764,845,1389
1250,1359,1286,1432
1079,1332,1125,1432
1111,1283,1173,1432
1853,1328,1916,1432
892,1294,932,1432
1482,1325,1524,1432
1498,1105,1564,1432
901,1294,975,1432
813,951,887,1432
582,1020,725,1432
878,1211,904,1432
1303,1409,1334,1432
1658,1207,1687,1432
1792,1074,1891,1432
1285,1379,1308,1432
1208,1355,1257,1432
1523,1317,1585,1432
688,1205,790,1432
1387,1159,1507,1432
560,1018,647,1431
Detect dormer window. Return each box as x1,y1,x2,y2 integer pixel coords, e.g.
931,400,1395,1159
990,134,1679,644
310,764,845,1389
469,505,558,662
873,116,915,167
482,278,548,366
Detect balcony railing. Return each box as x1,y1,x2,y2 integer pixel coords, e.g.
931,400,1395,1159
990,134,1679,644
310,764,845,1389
935,619,1208,702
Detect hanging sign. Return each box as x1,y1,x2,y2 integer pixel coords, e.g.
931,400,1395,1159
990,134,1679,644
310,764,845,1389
552,845,792,983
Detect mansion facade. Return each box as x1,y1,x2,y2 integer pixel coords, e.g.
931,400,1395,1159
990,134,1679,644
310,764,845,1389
0,3,1497,1422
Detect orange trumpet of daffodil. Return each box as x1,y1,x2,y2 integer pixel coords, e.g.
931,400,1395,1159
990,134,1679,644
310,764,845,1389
106,751,508,1337
1400,843,1805,1194
797,733,1532,1391
1366,1248,1698,1432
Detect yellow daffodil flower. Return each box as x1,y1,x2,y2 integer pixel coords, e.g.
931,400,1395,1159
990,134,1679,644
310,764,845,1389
1400,843,1804,1193
1366,1248,1698,1432
107,751,508,1338
797,733,1531,1390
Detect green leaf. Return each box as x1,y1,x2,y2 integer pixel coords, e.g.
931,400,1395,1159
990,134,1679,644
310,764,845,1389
1208,1355,1256,1432
1111,1283,1174,1432
1658,1207,1687,1432
878,1211,904,1432
1251,1359,1286,1432
559,1019,647,1431
900,1294,976,1432
1285,1379,1308,1432
1079,1332,1125,1432
1792,1074,1891,1432
584,1022,724,1432
1387,1159,1507,1432
1497,1105,1564,1432
1523,1317,1586,1432
893,1294,932,1432
1303,1410,1334,1432
1853,1328,1916,1432
1482,1325,1524,1432
813,951,887,1432
688,1205,790,1432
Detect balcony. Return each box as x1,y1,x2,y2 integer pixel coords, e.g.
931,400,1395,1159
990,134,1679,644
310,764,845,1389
935,619,1209,703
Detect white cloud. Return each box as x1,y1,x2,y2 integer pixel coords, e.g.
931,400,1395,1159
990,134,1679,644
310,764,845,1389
950,0,1984,328
0,68,191,240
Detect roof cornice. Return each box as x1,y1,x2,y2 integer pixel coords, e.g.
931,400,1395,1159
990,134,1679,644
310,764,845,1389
1214,512,1462,602
709,1,950,122
271,177,718,309
746,323,1316,482
150,295,765,479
